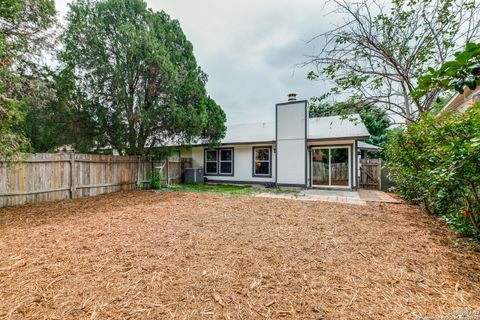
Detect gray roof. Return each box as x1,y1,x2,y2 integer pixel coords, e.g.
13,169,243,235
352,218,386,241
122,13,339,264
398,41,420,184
222,122,275,144
218,114,369,144
307,114,370,141
358,141,382,151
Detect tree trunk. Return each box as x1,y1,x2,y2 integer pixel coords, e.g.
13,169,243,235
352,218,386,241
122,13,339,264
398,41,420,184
401,81,413,123
127,121,137,155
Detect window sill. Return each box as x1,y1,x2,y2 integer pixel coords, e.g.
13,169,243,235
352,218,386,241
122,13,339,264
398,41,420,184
252,174,272,178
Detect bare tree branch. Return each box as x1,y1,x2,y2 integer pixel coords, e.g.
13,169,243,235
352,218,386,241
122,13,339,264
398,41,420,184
301,0,480,122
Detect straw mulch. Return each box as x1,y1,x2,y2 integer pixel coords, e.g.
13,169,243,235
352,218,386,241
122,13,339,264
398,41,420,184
0,191,479,319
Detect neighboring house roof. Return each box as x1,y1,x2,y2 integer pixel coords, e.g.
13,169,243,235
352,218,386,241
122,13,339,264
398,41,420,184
442,87,480,114
308,114,370,141
358,141,382,151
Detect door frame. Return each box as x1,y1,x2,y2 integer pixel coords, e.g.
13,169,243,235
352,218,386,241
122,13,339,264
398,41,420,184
310,145,352,188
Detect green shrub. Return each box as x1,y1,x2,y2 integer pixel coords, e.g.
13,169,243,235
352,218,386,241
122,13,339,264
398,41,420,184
384,106,480,239
149,170,163,190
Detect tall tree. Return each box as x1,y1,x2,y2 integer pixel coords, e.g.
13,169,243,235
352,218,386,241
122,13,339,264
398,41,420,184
304,0,480,123
19,73,99,153
0,0,56,159
60,0,226,155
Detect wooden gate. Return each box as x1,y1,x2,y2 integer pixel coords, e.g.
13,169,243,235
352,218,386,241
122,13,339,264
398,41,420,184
164,157,192,184
359,158,381,190
151,157,193,185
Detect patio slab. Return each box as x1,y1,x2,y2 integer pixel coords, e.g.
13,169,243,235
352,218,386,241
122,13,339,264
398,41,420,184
358,189,402,203
256,189,366,205
255,188,402,205
302,189,361,198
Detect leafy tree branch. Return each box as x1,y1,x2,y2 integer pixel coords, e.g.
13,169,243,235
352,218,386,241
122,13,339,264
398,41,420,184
303,0,480,122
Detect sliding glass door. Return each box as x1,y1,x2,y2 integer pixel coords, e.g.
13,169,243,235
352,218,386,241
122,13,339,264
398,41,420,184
330,148,350,186
311,148,329,186
311,147,350,187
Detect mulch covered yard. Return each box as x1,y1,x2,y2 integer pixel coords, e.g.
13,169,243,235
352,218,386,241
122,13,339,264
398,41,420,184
1,191,479,319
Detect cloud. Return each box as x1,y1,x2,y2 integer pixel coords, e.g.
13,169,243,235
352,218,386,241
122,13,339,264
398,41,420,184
56,0,339,124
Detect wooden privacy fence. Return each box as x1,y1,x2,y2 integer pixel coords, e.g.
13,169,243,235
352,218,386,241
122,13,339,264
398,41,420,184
312,162,349,182
0,153,192,207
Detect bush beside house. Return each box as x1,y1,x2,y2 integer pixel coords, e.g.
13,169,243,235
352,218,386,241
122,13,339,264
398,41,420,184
385,107,480,238
385,43,480,239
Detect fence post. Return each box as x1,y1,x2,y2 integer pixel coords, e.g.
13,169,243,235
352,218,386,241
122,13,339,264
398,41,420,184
166,157,170,185
70,152,76,199
378,159,383,191
150,157,154,185
136,156,141,190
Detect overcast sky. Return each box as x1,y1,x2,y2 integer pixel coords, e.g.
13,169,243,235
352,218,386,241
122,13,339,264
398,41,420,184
55,1,338,124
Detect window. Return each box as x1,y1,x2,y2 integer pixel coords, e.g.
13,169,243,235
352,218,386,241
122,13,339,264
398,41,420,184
204,148,234,176
205,150,218,174
219,149,233,175
253,146,271,177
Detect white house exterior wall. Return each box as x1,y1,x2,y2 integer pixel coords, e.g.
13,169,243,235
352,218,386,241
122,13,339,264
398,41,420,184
191,144,276,184
179,147,193,158
276,101,307,186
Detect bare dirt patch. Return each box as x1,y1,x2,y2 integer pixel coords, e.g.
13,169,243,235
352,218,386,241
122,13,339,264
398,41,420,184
0,191,479,319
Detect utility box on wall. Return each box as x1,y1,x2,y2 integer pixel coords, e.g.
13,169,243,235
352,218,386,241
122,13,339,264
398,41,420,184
184,168,204,184
275,98,307,187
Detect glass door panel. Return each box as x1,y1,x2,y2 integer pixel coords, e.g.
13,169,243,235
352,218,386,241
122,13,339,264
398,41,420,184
312,148,329,186
330,148,349,186
311,147,350,187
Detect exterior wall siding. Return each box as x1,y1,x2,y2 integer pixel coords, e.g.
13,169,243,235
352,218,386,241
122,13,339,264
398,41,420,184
191,144,276,183
276,101,307,186
179,147,193,158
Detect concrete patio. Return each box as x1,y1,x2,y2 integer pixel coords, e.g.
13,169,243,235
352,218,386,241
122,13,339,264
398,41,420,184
255,188,401,205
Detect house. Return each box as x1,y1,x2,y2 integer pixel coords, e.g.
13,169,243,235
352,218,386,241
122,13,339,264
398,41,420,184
178,94,371,189
441,87,480,114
